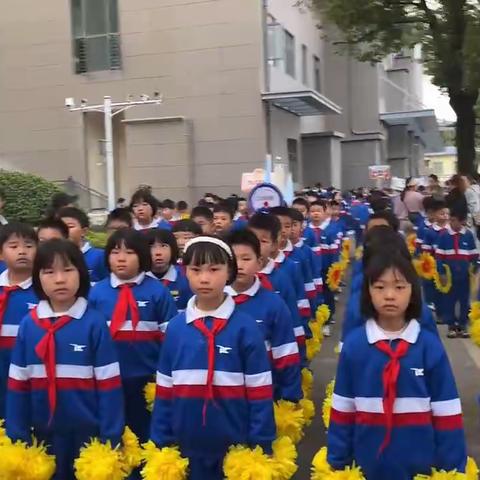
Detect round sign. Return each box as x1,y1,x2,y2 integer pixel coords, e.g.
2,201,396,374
248,183,285,214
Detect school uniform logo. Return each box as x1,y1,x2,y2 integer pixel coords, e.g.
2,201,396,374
27,303,37,310
256,319,264,324
217,345,232,354
70,344,87,352
137,301,149,307
411,368,424,377
170,290,180,301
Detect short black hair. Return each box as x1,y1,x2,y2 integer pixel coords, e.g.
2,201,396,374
146,229,179,265
422,196,436,212
130,189,158,216
361,251,422,322
367,210,399,232
429,174,439,182
429,198,447,212
58,207,89,228
161,199,175,210
105,228,151,272
176,200,188,211
191,206,213,221
293,197,310,210
0,222,38,249
172,219,202,235
362,227,410,268
227,229,261,258
449,206,467,222
213,202,234,220
248,212,281,242
290,208,305,223
106,208,133,227
310,200,328,210
269,206,293,219
183,237,238,284
37,218,69,239
32,239,90,300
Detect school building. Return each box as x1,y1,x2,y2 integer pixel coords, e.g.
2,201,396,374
0,0,442,207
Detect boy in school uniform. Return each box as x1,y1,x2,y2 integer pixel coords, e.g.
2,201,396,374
191,206,215,235
37,217,69,242
160,199,177,226
0,223,38,418
226,229,301,402
172,219,203,257
105,207,133,238
58,206,108,283
435,208,478,338
213,202,235,236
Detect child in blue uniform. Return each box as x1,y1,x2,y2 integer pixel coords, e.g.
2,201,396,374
172,219,202,256
147,229,193,311
58,207,108,283
130,189,171,232
435,209,478,338
106,207,133,238
213,202,235,236
37,217,69,242
226,229,301,402
89,229,177,442
6,239,124,480
191,206,215,235
0,223,38,417
150,236,275,480
328,251,466,479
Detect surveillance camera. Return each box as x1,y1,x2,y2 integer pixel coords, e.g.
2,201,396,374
65,97,75,108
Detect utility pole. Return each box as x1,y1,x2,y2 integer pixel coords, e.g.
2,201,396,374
66,93,162,211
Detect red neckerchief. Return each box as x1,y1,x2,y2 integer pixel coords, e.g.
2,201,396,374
312,226,322,243
375,339,410,454
110,283,139,339
0,285,20,331
31,308,73,422
453,232,460,254
257,273,273,291
192,317,228,425
161,279,171,287
232,294,250,305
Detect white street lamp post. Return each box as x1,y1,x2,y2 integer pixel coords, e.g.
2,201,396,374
66,94,162,211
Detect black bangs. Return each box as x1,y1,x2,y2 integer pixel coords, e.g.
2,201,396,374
0,222,38,248
183,241,238,284
146,229,179,265
32,239,90,300
361,252,422,321
105,228,151,272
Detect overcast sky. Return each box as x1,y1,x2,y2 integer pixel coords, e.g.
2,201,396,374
423,76,456,123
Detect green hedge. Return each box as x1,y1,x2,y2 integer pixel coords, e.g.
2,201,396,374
86,231,108,248
0,170,60,225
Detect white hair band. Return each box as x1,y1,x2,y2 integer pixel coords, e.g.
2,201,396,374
184,236,233,258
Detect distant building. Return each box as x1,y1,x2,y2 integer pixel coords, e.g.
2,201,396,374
424,146,457,182
0,0,442,205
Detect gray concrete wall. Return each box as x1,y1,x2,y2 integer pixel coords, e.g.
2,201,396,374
302,135,332,187
0,0,267,201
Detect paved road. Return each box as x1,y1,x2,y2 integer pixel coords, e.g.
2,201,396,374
295,288,480,478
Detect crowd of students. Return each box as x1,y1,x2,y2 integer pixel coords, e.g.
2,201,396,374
0,185,474,479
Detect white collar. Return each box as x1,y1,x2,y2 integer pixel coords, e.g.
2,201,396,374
366,319,420,345
0,270,32,289
283,240,293,253
432,223,445,231
161,264,177,283
309,219,330,230
81,241,91,254
233,212,242,221
294,239,304,248
446,226,467,235
110,272,145,288
259,258,275,275
273,251,286,264
36,297,88,319
133,219,158,231
224,277,260,297
185,295,235,324
424,220,432,228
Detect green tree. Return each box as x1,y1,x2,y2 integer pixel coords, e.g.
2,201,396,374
315,0,480,175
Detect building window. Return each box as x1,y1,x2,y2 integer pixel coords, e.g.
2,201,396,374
432,161,444,176
301,44,308,85
284,30,295,78
71,0,121,74
313,55,321,92
287,138,299,182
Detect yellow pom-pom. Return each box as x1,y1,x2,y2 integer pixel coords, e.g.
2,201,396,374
144,382,156,412
407,233,417,256
327,263,344,292
141,442,189,480
0,438,55,480
467,456,479,480
272,436,298,480
274,400,305,444
121,427,142,474
299,398,315,427
414,469,467,479
306,337,321,362
324,465,366,479
309,319,322,342
301,368,313,400
311,447,332,480
74,439,127,480
316,304,331,327
434,264,452,294
469,319,480,348
469,302,480,323
223,444,275,480
415,253,436,280
322,379,335,430
0,419,9,446
355,246,363,261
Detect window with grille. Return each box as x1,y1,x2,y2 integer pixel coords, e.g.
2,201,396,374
284,30,295,78
71,0,121,74
287,138,299,183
